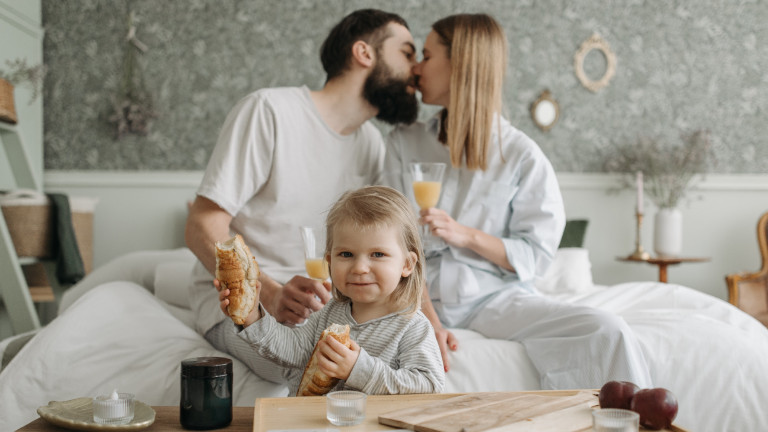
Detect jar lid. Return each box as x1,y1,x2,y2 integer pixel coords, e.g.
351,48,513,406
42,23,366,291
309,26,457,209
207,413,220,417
181,357,233,378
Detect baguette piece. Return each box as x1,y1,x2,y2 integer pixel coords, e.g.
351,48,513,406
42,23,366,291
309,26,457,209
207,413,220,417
215,234,260,325
296,324,351,397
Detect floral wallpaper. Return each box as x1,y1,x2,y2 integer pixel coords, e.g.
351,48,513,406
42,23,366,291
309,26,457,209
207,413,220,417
42,0,767,173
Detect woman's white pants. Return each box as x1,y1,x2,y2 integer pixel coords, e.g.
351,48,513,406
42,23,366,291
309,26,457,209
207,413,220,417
467,290,652,389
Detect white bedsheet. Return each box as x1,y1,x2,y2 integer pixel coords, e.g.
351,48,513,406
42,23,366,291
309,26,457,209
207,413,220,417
1,251,767,432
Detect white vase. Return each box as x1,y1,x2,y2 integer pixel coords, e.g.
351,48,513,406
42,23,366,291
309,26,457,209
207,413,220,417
654,207,683,257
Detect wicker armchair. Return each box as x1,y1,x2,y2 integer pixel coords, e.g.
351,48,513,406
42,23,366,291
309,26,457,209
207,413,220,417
725,212,768,327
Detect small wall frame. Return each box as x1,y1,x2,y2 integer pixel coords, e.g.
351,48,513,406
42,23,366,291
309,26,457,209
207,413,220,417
530,90,559,132
573,33,616,93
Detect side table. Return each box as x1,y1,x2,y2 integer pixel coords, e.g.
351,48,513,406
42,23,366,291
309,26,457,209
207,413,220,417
617,256,710,283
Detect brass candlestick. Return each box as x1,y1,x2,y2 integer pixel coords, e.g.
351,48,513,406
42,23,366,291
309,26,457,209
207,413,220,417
627,211,650,260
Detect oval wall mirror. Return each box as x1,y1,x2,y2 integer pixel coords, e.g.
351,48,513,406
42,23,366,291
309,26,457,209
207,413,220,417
574,33,616,92
530,90,559,132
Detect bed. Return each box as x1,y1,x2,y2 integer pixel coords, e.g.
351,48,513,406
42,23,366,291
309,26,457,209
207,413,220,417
1,247,767,431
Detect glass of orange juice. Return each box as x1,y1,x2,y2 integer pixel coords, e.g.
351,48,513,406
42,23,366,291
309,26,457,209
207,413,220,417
300,226,330,280
409,162,446,250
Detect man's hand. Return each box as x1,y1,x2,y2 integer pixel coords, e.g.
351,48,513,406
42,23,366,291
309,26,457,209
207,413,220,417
317,338,360,380
263,276,332,325
434,326,459,372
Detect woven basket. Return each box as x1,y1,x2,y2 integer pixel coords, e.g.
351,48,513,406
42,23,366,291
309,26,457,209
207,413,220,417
0,77,18,125
1,192,95,274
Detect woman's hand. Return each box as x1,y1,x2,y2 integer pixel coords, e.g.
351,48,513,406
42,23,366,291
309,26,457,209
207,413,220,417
420,207,473,248
433,325,459,372
317,338,361,380
419,281,459,371
421,207,515,272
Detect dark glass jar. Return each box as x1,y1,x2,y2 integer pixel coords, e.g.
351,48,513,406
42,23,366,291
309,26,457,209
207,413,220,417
180,357,233,430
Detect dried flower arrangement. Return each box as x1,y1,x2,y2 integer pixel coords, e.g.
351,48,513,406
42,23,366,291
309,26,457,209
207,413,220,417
108,11,157,139
0,58,47,103
603,130,714,209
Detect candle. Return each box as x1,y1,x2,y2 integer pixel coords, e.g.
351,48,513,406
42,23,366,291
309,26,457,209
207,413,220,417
93,389,134,425
636,171,644,214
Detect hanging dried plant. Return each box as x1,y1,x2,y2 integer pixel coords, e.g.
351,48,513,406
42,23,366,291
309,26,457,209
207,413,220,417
0,58,47,104
108,10,157,139
603,130,714,208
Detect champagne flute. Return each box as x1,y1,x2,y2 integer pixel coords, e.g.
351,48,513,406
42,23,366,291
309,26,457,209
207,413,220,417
409,162,446,250
300,226,330,281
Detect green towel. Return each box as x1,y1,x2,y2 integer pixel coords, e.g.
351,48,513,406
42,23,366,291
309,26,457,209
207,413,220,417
47,193,85,284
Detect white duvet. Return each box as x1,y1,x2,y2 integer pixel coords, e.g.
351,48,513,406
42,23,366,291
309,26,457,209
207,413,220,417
1,249,767,432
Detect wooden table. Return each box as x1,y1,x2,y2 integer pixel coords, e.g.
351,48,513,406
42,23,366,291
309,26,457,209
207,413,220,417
19,392,688,432
18,406,253,431
250,391,686,432
254,392,458,432
617,256,710,283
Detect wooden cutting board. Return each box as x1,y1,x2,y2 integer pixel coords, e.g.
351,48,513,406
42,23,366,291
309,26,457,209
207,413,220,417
379,391,687,432
379,391,597,432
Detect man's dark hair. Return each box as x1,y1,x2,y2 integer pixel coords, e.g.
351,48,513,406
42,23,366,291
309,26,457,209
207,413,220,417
320,9,408,81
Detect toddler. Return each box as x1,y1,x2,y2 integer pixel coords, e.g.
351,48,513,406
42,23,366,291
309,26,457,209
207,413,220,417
218,185,445,395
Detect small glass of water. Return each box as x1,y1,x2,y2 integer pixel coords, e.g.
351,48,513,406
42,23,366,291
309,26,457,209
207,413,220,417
592,408,639,432
326,390,366,426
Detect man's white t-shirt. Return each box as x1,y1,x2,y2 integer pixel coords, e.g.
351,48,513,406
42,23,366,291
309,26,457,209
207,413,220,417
191,86,385,334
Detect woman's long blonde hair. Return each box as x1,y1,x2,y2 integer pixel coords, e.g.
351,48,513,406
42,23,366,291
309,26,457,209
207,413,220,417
432,14,507,171
325,186,424,315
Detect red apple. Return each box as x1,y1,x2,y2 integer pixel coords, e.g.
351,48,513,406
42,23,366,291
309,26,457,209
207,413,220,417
599,380,640,410
630,387,678,430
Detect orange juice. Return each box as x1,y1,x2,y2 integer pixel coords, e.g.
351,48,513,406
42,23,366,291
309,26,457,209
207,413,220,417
412,181,441,209
305,258,329,280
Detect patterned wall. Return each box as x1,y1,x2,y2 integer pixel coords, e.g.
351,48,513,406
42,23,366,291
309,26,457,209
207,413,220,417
42,0,767,173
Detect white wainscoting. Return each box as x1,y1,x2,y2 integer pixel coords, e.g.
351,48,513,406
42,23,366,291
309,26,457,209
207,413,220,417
44,170,768,301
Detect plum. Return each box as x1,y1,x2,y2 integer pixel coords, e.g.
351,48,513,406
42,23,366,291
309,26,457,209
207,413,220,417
598,380,640,410
630,387,678,430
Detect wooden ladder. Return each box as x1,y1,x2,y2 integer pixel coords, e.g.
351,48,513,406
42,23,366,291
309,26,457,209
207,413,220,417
0,121,43,333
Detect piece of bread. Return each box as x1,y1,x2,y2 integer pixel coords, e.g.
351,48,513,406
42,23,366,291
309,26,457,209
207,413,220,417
296,324,352,397
215,234,260,325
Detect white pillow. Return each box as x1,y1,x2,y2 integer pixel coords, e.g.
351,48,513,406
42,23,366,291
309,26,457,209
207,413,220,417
154,260,195,310
534,248,593,295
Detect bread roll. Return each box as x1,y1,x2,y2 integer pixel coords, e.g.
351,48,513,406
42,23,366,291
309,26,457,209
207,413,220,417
215,234,260,325
296,324,351,397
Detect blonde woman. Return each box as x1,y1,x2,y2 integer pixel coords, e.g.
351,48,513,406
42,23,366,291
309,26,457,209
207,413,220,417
384,14,651,390
217,186,444,395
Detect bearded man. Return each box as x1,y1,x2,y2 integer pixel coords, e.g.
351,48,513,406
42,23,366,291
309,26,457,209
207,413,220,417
185,9,419,373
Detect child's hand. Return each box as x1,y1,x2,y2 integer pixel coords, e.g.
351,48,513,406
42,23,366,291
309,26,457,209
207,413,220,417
317,337,360,380
215,278,230,315
216,278,261,326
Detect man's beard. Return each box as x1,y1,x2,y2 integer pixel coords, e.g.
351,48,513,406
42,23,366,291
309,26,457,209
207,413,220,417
363,60,419,125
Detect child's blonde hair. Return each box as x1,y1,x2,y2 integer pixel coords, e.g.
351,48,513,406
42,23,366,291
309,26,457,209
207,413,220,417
325,186,424,315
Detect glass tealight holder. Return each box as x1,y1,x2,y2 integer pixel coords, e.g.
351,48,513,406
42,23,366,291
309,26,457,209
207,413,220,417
326,390,366,426
592,408,639,432
93,392,135,425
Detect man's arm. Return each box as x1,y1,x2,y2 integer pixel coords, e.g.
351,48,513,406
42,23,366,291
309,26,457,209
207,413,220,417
185,196,232,276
